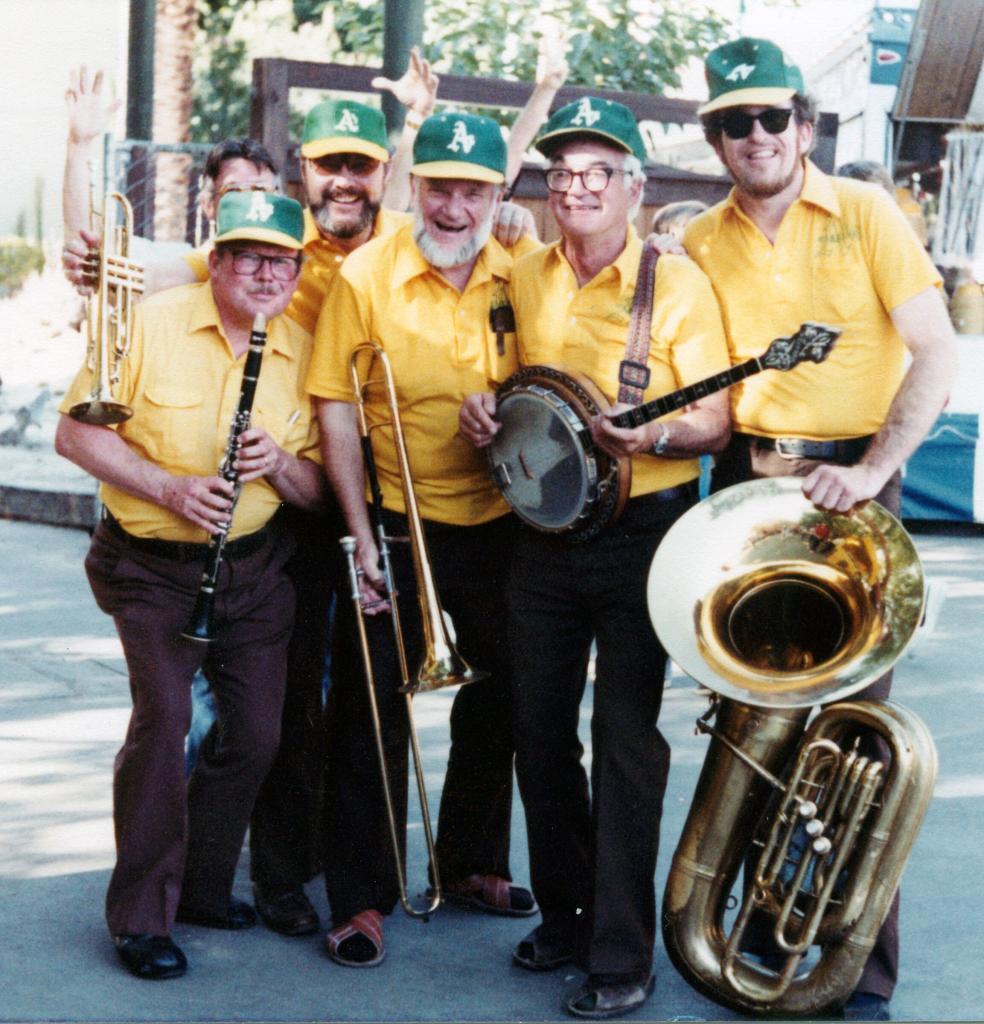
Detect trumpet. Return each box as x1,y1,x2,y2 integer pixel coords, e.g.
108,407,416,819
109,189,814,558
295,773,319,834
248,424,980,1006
341,341,487,918
69,191,145,425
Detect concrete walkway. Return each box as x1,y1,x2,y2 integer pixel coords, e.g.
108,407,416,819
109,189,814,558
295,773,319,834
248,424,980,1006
1,516,983,1023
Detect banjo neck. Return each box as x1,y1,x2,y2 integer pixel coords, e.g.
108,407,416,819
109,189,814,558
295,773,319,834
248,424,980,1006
608,320,842,431
609,357,762,430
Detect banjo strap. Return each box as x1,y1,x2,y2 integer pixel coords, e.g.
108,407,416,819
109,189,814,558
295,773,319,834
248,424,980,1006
617,244,660,406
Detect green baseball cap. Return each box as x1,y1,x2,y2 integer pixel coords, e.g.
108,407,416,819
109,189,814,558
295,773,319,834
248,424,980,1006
534,97,647,165
699,37,805,116
301,99,389,163
411,112,506,185
214,191,304,250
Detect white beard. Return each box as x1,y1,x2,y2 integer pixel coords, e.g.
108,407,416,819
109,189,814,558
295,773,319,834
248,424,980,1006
412,203,496,269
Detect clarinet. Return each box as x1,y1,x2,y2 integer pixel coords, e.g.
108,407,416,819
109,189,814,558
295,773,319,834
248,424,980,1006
180,313,268,642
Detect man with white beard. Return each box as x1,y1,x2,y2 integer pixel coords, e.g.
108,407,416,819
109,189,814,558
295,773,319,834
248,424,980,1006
305,112,539,968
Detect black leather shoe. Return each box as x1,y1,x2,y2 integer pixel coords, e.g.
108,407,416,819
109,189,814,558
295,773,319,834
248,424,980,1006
253,884,319,936
843,993,891,1021
513,926,575,971
175,897,256,930
114,934,187,980
565,973,655,1019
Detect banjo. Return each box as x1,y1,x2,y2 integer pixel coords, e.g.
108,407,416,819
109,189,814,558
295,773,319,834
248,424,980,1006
488,321,841,541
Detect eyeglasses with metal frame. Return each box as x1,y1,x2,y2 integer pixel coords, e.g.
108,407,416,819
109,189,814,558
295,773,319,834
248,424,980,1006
227,250,302,281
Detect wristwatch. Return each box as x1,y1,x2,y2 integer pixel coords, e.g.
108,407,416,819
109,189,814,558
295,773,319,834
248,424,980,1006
650,423,670,456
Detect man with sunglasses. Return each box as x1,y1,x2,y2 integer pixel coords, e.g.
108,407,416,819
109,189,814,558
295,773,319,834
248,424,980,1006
459,97,730,1019
685,37,957,1022
54,193,326,981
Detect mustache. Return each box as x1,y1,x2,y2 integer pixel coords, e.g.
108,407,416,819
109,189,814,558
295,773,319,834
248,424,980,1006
248,286,282,297
322,187,367,203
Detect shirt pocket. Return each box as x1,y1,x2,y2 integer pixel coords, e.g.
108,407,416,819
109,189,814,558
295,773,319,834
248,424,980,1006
141,385,207,469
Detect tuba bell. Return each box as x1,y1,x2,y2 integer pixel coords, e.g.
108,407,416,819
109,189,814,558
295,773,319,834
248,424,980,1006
648,477,937,1018
69,192,144,425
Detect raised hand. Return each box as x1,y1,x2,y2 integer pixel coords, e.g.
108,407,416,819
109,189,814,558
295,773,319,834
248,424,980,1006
66,66,121,146
371,46,438,119
535,18,569,89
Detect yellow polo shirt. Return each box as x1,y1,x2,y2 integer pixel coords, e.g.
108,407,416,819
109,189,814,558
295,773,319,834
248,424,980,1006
286,208,411,335
510,229,730,498
306,221,527,526
684,161,942,439
60,283,319,541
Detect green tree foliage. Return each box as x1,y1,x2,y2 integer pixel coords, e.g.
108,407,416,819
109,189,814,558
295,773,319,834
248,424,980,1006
191,0,729,142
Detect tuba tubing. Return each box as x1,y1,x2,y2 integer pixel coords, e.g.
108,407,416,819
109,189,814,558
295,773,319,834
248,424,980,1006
662,697,937,1017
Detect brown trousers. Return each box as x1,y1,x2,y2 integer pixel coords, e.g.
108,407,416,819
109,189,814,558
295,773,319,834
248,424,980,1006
85,520,294,937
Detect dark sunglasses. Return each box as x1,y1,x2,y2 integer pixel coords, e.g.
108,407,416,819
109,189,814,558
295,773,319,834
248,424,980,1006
719,107,794,140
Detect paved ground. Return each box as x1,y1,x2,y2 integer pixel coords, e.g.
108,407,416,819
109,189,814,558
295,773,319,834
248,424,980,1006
2,515,984,1023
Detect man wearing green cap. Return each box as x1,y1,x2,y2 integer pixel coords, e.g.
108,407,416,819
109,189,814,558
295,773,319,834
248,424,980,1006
686,37,957,1022
306,111,539,968
459,96,731,1019
54,191,326,981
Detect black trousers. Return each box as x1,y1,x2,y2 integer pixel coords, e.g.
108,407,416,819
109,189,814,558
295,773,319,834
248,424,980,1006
249,505,342,892
321,511,518,923
509,487,697,984
711,438,901,1001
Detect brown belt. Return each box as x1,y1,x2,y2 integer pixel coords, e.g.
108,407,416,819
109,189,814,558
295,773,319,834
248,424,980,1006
101,509,270,563
735,432,873,465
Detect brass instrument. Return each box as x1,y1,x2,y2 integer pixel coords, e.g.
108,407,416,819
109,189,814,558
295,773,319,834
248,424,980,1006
648,477,937,1018
69,191,144,425
341,342,487,918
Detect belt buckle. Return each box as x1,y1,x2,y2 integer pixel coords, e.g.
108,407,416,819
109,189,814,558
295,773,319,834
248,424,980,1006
774,437,802,461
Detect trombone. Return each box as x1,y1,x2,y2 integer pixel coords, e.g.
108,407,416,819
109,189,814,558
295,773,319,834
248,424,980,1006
69,191,145,425
340,342,487,919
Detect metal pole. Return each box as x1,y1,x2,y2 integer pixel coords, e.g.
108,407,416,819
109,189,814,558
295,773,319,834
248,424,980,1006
382,0,425,134
126,0,155,140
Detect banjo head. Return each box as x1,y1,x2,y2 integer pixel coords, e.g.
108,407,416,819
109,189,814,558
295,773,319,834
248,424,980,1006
488,366,627,537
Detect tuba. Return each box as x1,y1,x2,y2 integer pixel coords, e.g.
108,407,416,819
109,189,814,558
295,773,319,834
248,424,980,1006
648,477,937,1018
69,192,144,425
340,341,488,918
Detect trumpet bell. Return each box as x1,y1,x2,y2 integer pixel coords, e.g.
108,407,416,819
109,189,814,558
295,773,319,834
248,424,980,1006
648,477,925,708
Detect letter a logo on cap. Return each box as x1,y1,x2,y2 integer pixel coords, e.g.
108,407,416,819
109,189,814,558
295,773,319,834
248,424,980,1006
725,63,756,82
336,109,360,133
246,193,275,223
570,98,601,127
448,120,476,154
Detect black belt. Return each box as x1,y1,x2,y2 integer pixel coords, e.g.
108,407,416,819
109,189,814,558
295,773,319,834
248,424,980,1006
735,432,873,465
637,481,698,506
101,509,270,563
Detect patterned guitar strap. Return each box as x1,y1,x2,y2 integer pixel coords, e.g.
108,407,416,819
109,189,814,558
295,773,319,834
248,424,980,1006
617,243,660,406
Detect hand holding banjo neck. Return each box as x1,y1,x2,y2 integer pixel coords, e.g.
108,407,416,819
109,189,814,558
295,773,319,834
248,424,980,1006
610,320,841,430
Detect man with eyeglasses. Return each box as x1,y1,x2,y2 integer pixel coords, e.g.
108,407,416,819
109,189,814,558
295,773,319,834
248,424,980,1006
458,97,730,1019
54,192,326,981
306,111,540,969
685,37,957,1022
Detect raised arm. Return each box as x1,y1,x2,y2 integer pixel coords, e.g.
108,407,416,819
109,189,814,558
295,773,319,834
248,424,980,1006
505,23,569,188
63,66,120,243
373,47,439,212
